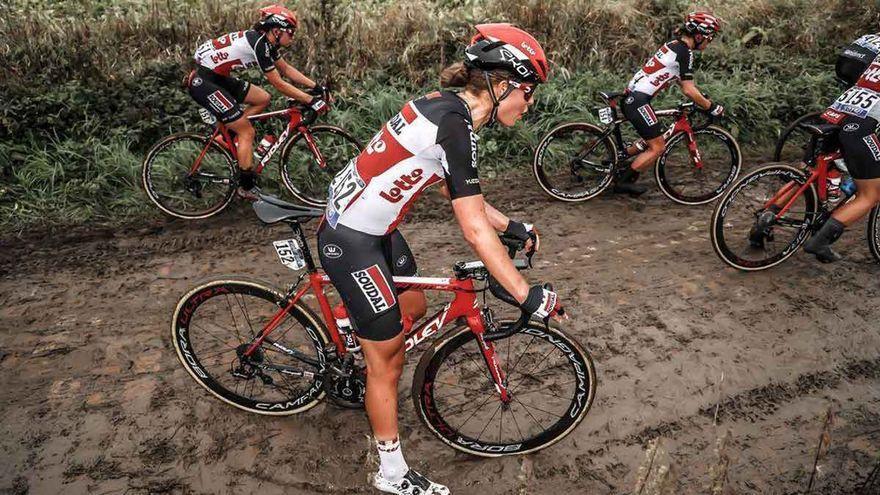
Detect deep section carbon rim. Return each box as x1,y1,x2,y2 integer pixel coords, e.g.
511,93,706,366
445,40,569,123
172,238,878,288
143,133,236,219
533,123,616,202
415,322,595,456
172,280,329,415
657,127,740,205
711,165,816,271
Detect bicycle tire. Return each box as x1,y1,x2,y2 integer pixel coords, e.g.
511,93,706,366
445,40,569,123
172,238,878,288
773,111,825,163
279,125,363,207
710,164,818,271
171,277,331,415
142,132,237,220
655,126,742,205
868,205,880,264
412,320,596,457
532,122,618,202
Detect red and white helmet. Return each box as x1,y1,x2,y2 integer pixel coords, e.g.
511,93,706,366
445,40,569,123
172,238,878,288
683,11,722,36
465,23,549,84
257,4,298,31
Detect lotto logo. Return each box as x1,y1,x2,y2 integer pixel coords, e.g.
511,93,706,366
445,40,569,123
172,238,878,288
863,134,880,161
379,168,424,203
638,104,658,126
207,91,233,113
352,264,396,313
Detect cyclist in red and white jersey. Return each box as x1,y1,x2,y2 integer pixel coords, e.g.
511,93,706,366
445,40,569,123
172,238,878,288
615,11,726,195
186,5,330,196
317,24,563,495
801,55,880,261
837,33,880,86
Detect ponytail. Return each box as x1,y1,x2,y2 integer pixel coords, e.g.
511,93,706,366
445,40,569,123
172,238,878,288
439,62,515,93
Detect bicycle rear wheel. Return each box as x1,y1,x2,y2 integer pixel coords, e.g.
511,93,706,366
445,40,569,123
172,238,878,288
412,320,596,457
710,164,817,271
773,111,825,163
868,205,880,264
279,125,363,207
532,122,617,202
171,278,331,415
656,126,741,205
142,132,236,219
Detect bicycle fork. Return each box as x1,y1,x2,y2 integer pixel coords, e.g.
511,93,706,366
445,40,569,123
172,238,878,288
471,310,511,404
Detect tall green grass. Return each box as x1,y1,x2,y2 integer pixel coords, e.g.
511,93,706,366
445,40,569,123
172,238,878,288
0,0,877,229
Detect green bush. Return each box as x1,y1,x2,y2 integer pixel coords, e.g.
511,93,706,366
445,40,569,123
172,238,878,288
0,0,877,229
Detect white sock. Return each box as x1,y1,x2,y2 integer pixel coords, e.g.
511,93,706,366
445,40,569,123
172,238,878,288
376,437,408,483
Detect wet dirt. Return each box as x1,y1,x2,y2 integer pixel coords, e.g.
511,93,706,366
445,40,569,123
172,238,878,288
1,168,878,494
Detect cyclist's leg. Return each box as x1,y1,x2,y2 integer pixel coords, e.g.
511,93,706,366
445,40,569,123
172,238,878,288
317,223,412,482
385,230,426,324
621,92,665,170
241,84,271,120
806,116,880,260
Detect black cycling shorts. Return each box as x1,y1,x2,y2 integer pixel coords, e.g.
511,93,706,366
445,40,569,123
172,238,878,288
622,91,663,140
839,115,880,180
317,222,418,341
188,66,250,124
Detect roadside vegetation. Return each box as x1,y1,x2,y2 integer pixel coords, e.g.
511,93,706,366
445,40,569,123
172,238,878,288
1,0,876,230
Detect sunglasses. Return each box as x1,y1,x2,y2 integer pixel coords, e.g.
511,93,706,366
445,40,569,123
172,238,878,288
508,80,537,101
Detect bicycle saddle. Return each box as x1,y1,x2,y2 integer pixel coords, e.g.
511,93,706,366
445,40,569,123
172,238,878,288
253,194,324,224
798,122,840,138
599,91,625,102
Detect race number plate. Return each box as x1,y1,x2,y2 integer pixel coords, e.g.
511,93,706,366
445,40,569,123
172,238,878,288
597,106,614,124
830,87,880,119
273,239,306,271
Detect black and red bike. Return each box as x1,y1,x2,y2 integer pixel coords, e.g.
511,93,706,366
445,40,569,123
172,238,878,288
171,195,596,456
142,89,362,219
532,91,741,205
711,121,880,270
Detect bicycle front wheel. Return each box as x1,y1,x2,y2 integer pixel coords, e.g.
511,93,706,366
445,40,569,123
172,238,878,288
532,122,617,202
656,126,741,205
171,278,331,415
412,321,596,457
868,205,880,264
710,164,817,271
142,132,236,219
279,125,363,207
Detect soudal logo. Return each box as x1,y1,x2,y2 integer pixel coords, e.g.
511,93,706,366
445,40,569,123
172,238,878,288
864,134,880,161
637,104,658,126
352,264,396,313
379,168,424,203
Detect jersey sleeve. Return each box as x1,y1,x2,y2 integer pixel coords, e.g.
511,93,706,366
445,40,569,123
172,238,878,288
672,41,695,80
251,33,278,72
436,113,481,200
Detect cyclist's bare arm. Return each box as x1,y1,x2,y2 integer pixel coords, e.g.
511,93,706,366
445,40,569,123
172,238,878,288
680,80,712,110
275,58,317,90
265,67,312,104
439,183,509,231
451,194,530,303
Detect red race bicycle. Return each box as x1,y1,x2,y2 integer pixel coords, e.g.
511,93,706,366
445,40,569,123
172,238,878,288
711,121,880,270
171,195,596,456
143,89,362,219
532,91,741,204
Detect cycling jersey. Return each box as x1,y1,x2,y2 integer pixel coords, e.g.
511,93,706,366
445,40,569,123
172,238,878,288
325,91,481,236
837,34,880,86
825,55,880,122
627,39,694,98
194,30,281,76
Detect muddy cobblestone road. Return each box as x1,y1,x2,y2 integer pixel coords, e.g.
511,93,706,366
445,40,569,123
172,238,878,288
2,171,878,494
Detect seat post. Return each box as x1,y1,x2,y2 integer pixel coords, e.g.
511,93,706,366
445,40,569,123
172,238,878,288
290,222,318,272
